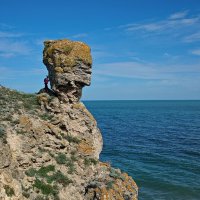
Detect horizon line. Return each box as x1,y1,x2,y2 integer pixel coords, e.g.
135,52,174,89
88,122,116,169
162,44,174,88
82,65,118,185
82,99,200,101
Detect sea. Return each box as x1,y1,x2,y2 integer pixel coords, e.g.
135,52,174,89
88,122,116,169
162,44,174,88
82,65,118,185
84,100,200,200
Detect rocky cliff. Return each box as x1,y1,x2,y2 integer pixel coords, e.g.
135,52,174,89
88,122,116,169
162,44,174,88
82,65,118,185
0,39,138,200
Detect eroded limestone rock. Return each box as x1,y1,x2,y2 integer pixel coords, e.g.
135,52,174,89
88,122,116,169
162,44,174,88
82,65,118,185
43,39,92,103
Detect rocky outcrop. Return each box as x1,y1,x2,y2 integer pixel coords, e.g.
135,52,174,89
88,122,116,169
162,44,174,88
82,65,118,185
43,40,92,103
0,39,138,200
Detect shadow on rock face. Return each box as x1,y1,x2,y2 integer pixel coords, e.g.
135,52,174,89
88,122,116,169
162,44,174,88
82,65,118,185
37,88,57,96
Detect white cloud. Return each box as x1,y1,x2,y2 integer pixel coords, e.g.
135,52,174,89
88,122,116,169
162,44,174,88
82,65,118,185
169,11,188,20
123,17,199,33
0,52,15,58
0,39,31,56
191,49,200,56
0,23,14,30
0,23,30,56
118,11,200,41
183,31,200,42
94,61,200,80
0,66,46,80
0,31,23,38
70,33,88,39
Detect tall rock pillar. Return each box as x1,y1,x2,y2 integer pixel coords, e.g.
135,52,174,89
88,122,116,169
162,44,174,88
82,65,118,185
43,39,92,103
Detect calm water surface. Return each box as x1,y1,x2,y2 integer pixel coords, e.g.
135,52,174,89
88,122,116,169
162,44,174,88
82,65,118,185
84,100,200,200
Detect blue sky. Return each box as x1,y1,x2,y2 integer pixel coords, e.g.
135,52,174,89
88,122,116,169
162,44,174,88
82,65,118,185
0,0,200,100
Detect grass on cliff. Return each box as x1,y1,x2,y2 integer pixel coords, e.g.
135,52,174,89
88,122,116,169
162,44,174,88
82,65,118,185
0,126,5,138
26,164,72,196
33,179,58,196
55,153,76,174
39,113,54,121
61,133,80,144
0,86,39,118
84,157,98,166
55,153,69,164
25,165,56,178
46,171,73,186
109,168,125,181
106,181,115,190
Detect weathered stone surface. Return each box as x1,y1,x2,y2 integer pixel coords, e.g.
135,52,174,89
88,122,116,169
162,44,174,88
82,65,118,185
0,145,11,169
0,39,138,200
43,39,92,103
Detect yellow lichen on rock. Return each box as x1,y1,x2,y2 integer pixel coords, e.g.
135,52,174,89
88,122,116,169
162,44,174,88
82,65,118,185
78,141,94,155
44,39,92,68
55,67,64,73
99,162,111,168
19,115,31,128
37,93,49,104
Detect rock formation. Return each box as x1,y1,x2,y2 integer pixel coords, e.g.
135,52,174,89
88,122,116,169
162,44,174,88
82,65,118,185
43,40,92,103
0,39,138,200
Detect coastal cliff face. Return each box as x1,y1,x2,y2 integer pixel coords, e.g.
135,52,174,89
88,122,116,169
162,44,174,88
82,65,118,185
0,39,138,200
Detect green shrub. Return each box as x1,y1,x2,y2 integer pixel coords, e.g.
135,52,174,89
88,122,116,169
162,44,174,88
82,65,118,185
33,179,58,196
37,165,55,177
4,185,15,197
66,160,75,174
84,158,98,166
109,168,125,181
89,158,98,165
63,133,80,144
47,171,72,186
0,126,5,138
55,153,76,174
0,126,7,144
71,154,78,162
23,95,39,110
25,168,37,177
55,153,69,164
84,158,90,166
107,181,115,190
26,165,55,178
40,113,54,121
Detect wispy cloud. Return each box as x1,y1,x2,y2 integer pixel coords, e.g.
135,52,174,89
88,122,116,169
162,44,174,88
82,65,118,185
0,23,14,30
118,10,200,41
0,39,31,57
70,33,88,39
183,31,200,42
169,11,188,20
0,53,15,58
123,17,199,33
0,31,23,38
191,49,200,56
94,61,200,81
0,66,46,80
0,23,31,57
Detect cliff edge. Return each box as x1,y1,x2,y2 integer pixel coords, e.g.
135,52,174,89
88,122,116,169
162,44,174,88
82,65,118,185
0,39,138,200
